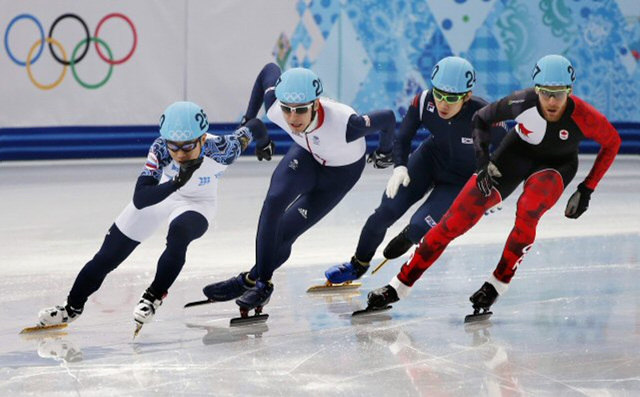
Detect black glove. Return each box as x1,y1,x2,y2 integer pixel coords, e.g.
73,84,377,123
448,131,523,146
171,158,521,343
565,182,593,219
476,162,501,197
256,140,275,161
367,150,393,169
172,158,203,188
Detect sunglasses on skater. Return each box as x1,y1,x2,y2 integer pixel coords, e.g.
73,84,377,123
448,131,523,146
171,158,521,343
280,102,314,114
432,87,467,104
535,86,571,99
166,138,200,152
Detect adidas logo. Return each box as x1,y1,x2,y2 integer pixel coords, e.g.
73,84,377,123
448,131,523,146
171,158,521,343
298,208,308,219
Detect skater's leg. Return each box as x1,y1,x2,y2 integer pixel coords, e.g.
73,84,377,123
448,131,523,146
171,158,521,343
490,169,565,291
396,176,501,289
149,211,208,295
251,146,316,281
404,183,464,244
356,146,435,262
271,156,366,274
67,224,139,308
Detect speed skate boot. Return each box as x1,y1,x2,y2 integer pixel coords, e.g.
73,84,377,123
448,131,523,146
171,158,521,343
382,226,414,260
325,256,370,284
203,272,254,301
366,284,399,310
38,301,83,326
465,282,499,323
133,288,164,337
236,280,273,311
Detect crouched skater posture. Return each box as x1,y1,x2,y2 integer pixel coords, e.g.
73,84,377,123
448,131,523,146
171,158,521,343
37,101,269,335
365,55,621,320
200,64,396,317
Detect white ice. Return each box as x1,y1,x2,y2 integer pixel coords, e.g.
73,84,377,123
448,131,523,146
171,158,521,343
1,155,639,396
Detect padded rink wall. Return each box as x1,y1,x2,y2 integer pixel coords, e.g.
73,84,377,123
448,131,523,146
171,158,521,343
1,0,639,160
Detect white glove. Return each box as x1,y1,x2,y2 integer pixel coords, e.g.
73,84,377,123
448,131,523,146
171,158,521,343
386,166,410,199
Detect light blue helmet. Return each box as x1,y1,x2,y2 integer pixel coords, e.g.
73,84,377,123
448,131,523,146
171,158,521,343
532,55,575,86
159,101,209,141
430,56,476,93
275,68,323,104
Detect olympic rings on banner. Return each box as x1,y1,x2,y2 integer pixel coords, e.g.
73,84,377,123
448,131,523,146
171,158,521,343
27,37,67,90
4,12,136,90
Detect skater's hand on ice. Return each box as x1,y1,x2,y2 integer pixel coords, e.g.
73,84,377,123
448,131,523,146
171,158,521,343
476,162,501,197
386,166,410,199
565,182,593,219
256,139,275,161
367,150,393,169
173,158,203,188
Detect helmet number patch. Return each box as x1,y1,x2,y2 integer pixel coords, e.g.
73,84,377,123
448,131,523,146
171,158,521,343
465,70,476,89
431,65,439,80
159,114,165,129
567,65,576,82
532,65,541,80
195,109,208,130
313,78,323,97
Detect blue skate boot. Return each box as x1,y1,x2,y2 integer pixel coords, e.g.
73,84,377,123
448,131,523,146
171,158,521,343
324,256,370,284
203,272,254,301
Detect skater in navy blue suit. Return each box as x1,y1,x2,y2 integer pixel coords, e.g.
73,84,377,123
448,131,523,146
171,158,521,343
324,57,507,285
202,64,397,312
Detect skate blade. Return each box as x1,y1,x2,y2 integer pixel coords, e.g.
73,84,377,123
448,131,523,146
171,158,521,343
184,299,215,308
19,323,68,334
371,259,389,275
464,311,493,324
133,322,144,339
306,281,361,293
352,305,393,317
229,313,269,327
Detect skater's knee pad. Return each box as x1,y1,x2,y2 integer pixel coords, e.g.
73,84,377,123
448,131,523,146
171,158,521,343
516,170,563,222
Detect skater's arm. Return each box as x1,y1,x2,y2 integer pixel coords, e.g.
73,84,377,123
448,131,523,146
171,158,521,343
242,63,281,122
472,90,526,167
133,138,183,209
203,119,270,165
571,98,621,190
345,109,395,153
132,176,177,209
393,94,423,166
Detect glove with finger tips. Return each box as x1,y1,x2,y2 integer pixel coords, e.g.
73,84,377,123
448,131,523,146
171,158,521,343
173,158,204,188
367,150,394,169
386,166,410,199
565,182,593,219
256,140,275,161
476,162,501,197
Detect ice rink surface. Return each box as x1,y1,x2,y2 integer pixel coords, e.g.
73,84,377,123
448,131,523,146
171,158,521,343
1,155,639,396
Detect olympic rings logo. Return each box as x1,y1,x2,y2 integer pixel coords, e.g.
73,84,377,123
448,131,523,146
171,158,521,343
4,13,137,90
281,92,307,102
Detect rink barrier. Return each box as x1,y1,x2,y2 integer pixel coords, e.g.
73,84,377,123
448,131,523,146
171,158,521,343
1,122,639,161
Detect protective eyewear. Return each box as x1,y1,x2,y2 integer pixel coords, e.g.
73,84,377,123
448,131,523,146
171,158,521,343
280,102,314,114
432,88,466,104
166,138,200,152
535,86,571,99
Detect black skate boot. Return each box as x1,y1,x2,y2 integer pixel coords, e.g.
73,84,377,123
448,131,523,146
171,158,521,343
352,285,399,317
203,272,254,301
382,226,414,259
232,280,273,326
464,282,499,324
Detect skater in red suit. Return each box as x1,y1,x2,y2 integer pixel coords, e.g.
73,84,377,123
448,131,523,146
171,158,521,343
365,55,621,320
